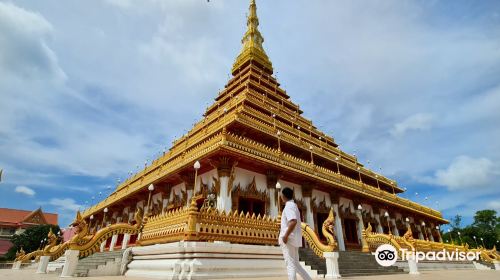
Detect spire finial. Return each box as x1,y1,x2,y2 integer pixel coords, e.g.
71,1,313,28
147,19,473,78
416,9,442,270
232,0,273,75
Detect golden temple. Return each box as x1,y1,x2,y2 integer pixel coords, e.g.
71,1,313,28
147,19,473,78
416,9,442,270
14,2,500,278
79,0,447,252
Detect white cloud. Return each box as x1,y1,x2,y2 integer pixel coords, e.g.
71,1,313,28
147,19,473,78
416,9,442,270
0,2,66,83
15,185,35,196
0,2,156,179
424,156,497,190
487,201,500,212
49,198,81,212
390,113,435,137
104,0,134,9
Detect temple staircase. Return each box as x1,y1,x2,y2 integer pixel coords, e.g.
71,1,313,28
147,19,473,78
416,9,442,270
73,250,125,277
47,256,65,273
299,248,405,277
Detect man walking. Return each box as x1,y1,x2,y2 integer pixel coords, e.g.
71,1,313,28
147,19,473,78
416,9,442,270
279,187,312,280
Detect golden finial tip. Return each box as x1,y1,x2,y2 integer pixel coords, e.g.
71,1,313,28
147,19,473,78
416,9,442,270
232,0,272,75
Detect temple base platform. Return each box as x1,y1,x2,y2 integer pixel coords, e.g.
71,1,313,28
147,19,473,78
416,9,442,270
125,241,287,279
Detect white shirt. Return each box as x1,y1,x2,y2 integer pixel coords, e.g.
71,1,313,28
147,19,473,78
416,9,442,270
280,200,303,247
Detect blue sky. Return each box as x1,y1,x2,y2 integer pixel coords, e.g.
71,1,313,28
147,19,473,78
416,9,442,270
0,0,499,228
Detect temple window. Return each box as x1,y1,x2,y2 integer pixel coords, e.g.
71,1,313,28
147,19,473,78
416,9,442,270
238,197,265,216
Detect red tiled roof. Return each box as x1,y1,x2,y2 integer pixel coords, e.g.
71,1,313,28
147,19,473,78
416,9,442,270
0,208,58,226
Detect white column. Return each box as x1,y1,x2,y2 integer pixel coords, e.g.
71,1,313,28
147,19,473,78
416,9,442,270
60,249,79,277
374,214,383,233
36,256,50,274
355,210,364,243
100,241,106,252
332,204,345,251
112,212,118,224
324,252,341,279
137,200,145,217
304,197,315,231
11,261,21,270
122,207,130,223
122,233,131,249
416,225,424,240
268,188,278,218
162,199,168,214
392,219,400,236
408,257,420,274
427,228,434,242
109,234,118,251
217,176,231,212
186,189,193,207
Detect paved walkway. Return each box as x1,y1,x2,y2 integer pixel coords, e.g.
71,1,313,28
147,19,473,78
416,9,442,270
1,268,498,280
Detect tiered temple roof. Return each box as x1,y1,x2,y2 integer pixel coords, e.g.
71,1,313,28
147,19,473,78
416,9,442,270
83,0,445,224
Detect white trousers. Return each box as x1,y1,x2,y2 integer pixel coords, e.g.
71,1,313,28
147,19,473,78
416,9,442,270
280,242,312,280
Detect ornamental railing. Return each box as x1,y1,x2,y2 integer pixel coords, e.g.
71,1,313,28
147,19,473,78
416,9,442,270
15,209,143,263
361,224,499,263
361,223,414,254
138,199,280,246
139,197,338,260
15,228,69,263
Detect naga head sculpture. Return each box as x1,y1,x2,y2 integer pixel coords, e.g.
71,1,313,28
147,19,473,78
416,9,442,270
47,228,57,243
321,208,337,248
70,211,87,234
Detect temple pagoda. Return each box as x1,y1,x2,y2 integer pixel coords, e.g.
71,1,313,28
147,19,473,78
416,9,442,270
82,0,446,252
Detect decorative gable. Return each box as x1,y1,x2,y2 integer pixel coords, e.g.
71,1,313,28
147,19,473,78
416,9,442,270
22,208,48,225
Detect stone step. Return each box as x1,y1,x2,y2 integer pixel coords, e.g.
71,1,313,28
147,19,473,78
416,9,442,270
89,252,123,258
342,271,404,277
79,259,118,265
72,249,125,277
299,247,405,277
340,267,402,272
92,251,124,254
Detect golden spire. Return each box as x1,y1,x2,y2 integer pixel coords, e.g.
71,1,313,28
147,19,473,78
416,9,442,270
232,0,273,75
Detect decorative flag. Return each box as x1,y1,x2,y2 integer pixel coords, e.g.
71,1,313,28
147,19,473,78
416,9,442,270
0,169,3,182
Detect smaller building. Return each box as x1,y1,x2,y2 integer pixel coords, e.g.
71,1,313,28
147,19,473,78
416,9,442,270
0,207,58,256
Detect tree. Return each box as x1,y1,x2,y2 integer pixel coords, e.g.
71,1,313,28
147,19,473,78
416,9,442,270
473,210,498,229
451,214,462,229
471,210,499,249
4,224,60,260
443,210,499,249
